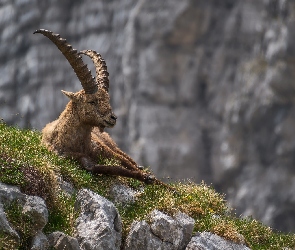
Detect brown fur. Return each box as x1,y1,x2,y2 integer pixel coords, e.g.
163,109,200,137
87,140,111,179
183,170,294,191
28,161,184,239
36,29,154,183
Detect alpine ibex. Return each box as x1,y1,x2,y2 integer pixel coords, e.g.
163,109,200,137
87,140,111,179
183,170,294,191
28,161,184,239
34,29,155,184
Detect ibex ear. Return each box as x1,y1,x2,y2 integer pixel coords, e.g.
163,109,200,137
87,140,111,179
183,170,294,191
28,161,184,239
61,90,75,100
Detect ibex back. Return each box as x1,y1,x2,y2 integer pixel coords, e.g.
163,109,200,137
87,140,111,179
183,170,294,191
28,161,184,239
34,29,154,183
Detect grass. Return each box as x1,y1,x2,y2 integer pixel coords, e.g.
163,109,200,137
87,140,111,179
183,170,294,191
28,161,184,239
0,120,295,249
4,201,35,249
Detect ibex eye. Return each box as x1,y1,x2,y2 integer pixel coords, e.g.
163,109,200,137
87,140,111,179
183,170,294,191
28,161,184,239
88,101,96,105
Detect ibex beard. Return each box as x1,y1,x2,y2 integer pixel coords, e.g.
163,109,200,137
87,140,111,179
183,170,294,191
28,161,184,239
35,29,154,184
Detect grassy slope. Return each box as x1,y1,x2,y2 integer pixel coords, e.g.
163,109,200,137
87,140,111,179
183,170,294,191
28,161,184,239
0,121,294,250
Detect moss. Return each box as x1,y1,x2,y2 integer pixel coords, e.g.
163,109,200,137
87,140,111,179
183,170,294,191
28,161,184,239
0,121,295,250
43,193,78,236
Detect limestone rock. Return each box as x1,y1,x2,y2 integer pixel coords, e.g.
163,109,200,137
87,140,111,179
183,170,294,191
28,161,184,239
30,231,49,250
48,231,80,250
150,210,184,247
185,232,250,250
174,212,196,249
110,184,137,205
57,176,76,197
125,209,195,250
0,182,25,204
75,189,122,250
124,220,171,250
22,195,48,234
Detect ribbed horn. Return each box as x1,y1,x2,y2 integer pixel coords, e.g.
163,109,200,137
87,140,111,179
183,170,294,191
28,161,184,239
79,50,109,92
33,29,98,94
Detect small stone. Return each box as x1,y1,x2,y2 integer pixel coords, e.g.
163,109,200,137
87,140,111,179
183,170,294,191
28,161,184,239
57,176,76,197
22,195,48,234
0,182,25,205
30,231,49,250
186,232,251,250
48,231,80,250
174,212,195,249
124,221,164,250
150,209,183,248
110,184,137,205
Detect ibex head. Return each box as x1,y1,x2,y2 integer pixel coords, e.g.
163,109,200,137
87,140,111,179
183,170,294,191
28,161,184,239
34,29,117,128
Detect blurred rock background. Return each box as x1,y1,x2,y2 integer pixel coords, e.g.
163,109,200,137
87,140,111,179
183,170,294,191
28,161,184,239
1,0,295,232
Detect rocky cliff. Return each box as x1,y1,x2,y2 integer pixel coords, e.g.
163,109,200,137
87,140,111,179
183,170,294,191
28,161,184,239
1,0,295,232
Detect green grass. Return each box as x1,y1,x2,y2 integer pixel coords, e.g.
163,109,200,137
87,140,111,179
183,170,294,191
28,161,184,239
0,121,295,249
4,201,35,249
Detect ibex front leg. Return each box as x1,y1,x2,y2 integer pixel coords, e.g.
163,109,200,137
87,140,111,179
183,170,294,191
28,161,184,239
80,156,155,184
91,130,142,172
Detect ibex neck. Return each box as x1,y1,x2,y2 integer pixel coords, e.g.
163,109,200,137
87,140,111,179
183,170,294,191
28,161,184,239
56,103,92,152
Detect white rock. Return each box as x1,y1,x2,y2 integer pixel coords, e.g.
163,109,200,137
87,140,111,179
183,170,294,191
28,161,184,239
186,232,250,250
110,184,137,205
75,189,122,250
124,221,167,250
22,196,48,234
125,209,195,250
30,231,49,250
150,209,183,248
48,231,80,250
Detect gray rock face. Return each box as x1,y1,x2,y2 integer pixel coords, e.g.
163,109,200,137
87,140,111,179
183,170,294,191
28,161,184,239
150,210,186,248
110,184,138,205
174,212,196,250
30,231,49,250
48,231,80,250
124,209,195,250
57,176,76,198
75,189,122,250
125,221,167,250
22,195,48,234
1,0,295,232
185,232,250,250
0,182,25,204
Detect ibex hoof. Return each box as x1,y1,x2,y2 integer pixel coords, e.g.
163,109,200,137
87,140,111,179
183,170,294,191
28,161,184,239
144,174,155,184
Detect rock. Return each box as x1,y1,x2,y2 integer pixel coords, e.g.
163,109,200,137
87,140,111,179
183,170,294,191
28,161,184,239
150,210,184,247
0,182,25,205
185,232,250,250
0,202,20,249
22,195,48,234
174,212,195,249
125,209,195,250
30,231,49,250
48,231,80,250
124,220,171,250
110,184,137,205
75,189,122,250
57,176,76,197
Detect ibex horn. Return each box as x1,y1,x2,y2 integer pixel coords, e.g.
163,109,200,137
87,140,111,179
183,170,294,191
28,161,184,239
79,50,109,92
33,29,98,94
